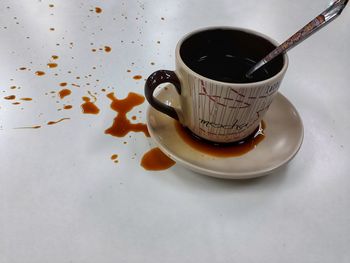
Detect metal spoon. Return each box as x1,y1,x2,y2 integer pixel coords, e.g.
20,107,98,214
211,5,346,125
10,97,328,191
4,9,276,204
246,0,348,78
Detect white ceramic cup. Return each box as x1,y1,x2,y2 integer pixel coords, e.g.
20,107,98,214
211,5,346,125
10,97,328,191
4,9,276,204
145,27,288,143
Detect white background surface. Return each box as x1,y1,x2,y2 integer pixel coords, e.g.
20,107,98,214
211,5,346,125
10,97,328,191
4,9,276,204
1,0,349,262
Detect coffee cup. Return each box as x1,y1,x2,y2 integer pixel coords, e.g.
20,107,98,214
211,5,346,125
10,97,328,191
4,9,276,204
145,27,288,143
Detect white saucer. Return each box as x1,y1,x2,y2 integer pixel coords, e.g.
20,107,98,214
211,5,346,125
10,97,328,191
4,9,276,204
146,86,304,179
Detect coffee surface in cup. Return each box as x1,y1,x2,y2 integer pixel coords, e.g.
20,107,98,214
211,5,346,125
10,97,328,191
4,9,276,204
180,28,284,84
189,54,268,83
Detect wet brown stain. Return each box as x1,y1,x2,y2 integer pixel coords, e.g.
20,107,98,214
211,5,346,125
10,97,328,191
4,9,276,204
47,118,70,125
20,98,32,101
81,93,100,114
14,125,41,129
104,46,111,52
95,7,102,13
174,121,266,157
104,92,150,137
141,147,175,171
4,95,16,100
35,71,45,76
58,89,71,99
63,105,73,110
47,63,58,68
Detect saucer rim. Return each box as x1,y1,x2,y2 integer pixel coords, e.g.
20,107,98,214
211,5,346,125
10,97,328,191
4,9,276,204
146,91,304,179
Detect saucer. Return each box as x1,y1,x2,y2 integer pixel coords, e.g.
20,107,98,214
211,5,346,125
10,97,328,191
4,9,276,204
146,86,304,179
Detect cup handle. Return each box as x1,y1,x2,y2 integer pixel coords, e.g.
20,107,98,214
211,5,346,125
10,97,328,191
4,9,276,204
145,70,181,121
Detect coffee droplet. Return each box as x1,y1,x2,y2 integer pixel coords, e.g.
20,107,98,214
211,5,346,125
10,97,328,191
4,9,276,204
63,105,73,110
35,71,45,76
141,147,175,171
58,89,71,99
111,154,118,160
133,75,142,80
95,7,102,13
4,95,16,100
104,46,111,52
47,63,58,68
59,82,67,87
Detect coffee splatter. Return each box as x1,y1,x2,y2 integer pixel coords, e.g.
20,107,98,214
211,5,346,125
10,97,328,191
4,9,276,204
47,118,70,125
133,75,142,80
63,105,73,110
59,82,67,87
20,98,32,101
81,93,100,114
35,71,45,76
111,154,118,160
58,89,71,99
14,125,41,129
4,95,16,100
105,92,150,137
95,7,102,13
47,63,58,68
141,147,175,171
104,46,112,52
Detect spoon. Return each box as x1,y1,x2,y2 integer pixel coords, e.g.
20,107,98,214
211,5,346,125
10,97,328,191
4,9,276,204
246,0,349,78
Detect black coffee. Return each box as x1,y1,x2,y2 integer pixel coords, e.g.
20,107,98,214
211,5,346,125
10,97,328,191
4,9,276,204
180,28,284,83
189,54,268,83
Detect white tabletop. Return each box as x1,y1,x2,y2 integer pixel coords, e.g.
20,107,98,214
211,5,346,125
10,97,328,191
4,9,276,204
1,0,350,262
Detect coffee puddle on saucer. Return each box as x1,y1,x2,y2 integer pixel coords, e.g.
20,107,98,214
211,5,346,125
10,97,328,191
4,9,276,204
174,121,266,157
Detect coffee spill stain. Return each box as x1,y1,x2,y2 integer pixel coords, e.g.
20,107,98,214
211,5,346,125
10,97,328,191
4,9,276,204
133,75,142,80
47,118,70,125
81,92,100,114
141,147,175,171
14,125,41,129
35,71,45,76
59,82,67,87
95,7,102,13
58,89,71,99
20,98,32,101
4,95,16,100
47,63,58,68
174,121,266,157
104,92,150,137
63,105,73,110
104,46,111,52
111,154,118,160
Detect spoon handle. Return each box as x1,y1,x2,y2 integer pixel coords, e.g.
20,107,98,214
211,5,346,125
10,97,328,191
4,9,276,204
246,0,348,77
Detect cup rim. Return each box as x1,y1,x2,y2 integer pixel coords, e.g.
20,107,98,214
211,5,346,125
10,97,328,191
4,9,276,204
175,26,289,87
